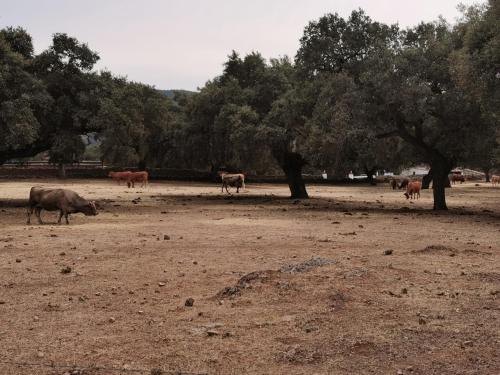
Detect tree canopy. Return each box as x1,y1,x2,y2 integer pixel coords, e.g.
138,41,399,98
1,1,498,209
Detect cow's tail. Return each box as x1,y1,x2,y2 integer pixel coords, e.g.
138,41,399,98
241,175,246,191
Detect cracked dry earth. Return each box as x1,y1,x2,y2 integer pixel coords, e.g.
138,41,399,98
0,179,499,375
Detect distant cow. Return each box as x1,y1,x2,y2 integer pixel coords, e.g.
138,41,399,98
398,178,410,190
127,171,149,188
404,181,421,200
390,178,398,190
27,187,97,225
219,171,245,194
108,171,132,185
450,174,465,184
492,175,500,186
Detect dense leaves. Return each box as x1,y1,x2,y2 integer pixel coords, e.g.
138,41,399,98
1,2,498,208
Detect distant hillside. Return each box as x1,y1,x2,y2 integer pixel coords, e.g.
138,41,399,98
159,89,197,99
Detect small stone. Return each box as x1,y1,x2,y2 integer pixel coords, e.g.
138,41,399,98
95,292,101,296
193,261,198,265
0,301,5,304
15,259,21,263
206,330,219,337
163,235,170,240
60,266,72,274
401,288,408,294
185,298,194,307
158,282,166,287
37,351,44,358
418,317,426,325
59,252,66,256
138,310,144,314
384,250,393,256
109,317,116,323
463,340,473,347
33,316,39,321
397,370,404,375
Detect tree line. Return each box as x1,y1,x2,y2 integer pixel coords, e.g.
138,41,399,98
1,1,499,209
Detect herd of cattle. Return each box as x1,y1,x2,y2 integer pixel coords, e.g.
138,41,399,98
23,171,499,224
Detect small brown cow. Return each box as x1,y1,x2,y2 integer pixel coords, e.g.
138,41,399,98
450,174,466,184
219,171,245,194
108,171,132,185
127,171,149,188
404,181,421,200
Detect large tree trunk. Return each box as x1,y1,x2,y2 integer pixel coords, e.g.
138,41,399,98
431,160,452,211
277,151,309,199
421,169,433,189
422,168,451,189
421,162,452,210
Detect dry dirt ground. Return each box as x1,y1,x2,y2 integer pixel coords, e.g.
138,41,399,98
0,179,499,375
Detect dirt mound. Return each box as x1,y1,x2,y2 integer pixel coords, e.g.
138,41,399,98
413,245,458,255
216,258,335,299
216,270,278,299
280,257,336,273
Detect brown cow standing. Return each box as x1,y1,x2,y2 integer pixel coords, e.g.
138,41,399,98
404,181,421,200
108,171,132,185
127,171,149,188
219,171,245,194
27,187,98,225
450,174,466,184
492,175,500,186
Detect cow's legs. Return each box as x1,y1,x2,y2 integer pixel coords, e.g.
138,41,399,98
35,207,43,224
57,210,64,224
26,206,35,224
65,213,70,225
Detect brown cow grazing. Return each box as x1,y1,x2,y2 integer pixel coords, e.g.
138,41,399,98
27,187,97,225
492,175,500,186
450,174,466,184
404,181,422,200
398,178,410,190
108,171,132,185
219,171,245,194
127,171,148,188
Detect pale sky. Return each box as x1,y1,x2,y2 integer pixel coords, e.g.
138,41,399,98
1,0,484,90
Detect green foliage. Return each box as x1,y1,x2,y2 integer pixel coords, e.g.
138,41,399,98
0,32,52,162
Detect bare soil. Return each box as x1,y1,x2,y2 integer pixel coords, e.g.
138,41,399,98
0,179,499,375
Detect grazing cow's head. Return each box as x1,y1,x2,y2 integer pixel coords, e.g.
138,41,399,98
82,201,98,216
404,192,410,199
